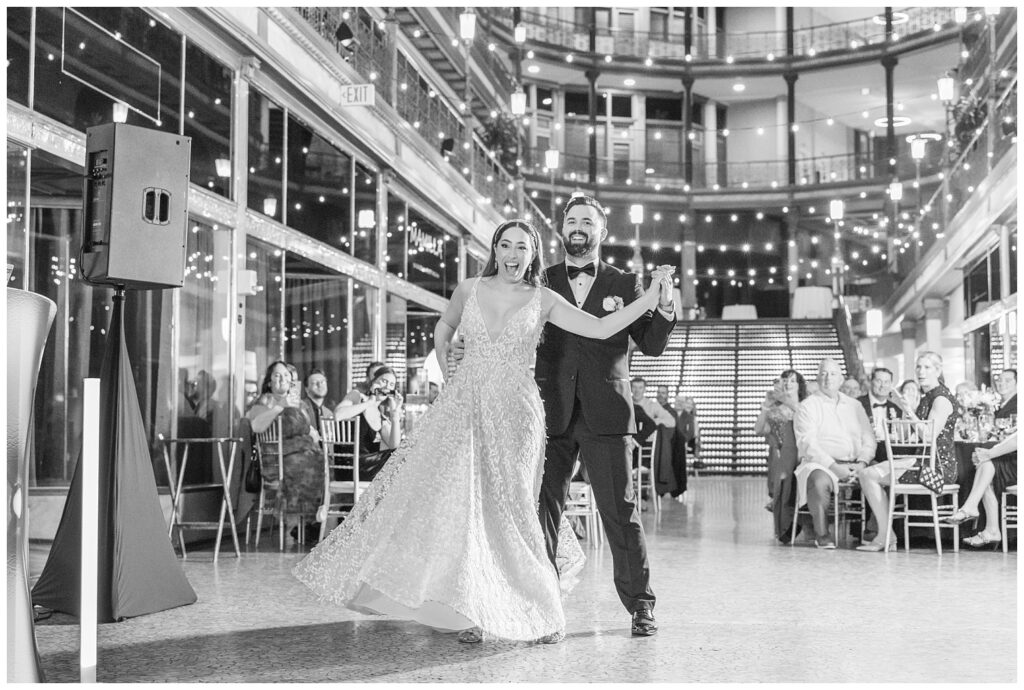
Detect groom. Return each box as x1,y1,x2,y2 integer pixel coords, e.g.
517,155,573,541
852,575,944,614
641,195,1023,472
536,194,676,641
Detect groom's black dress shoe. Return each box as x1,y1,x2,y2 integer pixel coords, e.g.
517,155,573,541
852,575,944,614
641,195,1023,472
631,609,658,636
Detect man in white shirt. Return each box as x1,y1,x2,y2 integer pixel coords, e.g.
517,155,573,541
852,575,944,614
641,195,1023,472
794,358,876,548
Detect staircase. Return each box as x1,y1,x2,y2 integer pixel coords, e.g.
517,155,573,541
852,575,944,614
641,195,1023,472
629,318,853,474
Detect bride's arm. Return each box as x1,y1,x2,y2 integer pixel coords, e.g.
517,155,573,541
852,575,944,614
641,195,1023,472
433,279,472,381
541,279,663,340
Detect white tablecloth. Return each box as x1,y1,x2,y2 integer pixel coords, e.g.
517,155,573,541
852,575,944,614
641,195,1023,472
792,286,834,319
721,304,757,320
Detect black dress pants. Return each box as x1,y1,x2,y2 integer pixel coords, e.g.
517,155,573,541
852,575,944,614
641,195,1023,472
539,400,655,614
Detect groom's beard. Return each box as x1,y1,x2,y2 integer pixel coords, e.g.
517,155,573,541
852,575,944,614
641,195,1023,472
562,232,597,258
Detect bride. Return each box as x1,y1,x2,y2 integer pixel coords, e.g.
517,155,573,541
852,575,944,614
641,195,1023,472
293,218,671,643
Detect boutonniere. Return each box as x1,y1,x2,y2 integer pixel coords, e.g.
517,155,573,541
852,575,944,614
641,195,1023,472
602,295,624,312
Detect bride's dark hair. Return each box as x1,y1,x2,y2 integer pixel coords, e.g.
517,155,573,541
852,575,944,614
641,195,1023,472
479,219,545,288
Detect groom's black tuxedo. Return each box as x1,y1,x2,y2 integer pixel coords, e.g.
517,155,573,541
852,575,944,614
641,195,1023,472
536,261,675,435
536,260,675,616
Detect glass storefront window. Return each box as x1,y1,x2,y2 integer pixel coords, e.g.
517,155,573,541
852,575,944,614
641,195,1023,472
244,238,284,408
7,7,31,106
34,7,181,132
406,208,458,298
284,114,351,248
351,279,379,395
175,221,236,443
386,192,407,278
283,253,351,401
184,42,234,199
352,162,378,264
7,143,29,289
465,250,487,279
247,89,285,220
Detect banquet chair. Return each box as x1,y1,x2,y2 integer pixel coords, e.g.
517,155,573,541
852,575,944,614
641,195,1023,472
1002,485,1017,554
633,435,661,514
249,419,287,550
790,469,866,546
564,460,603,546
317,416,362,542
882,418,960,553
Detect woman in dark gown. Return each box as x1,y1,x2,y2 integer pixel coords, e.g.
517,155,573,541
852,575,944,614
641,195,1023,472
754,370,807,542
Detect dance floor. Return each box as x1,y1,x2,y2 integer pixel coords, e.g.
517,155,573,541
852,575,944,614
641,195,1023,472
31,476,1016,682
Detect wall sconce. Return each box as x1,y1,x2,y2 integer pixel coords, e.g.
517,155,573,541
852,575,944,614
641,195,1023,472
544,148,560,170
888,181,903,201
263,196,278,217
953,7,968,23
112,101,129,123
357,209,376,229
936,75,957,103
630,204,644,225
514,24,526,43
215,157,231,178
909,137,927,161
866,308,884,339
983,6,1000,17
829,199,845,221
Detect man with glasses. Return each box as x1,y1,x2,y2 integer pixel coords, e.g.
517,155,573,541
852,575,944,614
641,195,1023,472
535,194,676,641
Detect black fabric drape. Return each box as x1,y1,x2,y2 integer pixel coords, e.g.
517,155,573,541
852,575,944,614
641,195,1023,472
33,293,195,621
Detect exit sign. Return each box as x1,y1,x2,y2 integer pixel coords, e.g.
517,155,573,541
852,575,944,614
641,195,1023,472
338,84,375,107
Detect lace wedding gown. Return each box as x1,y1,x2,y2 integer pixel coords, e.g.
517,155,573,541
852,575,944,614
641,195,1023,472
293,280,583,640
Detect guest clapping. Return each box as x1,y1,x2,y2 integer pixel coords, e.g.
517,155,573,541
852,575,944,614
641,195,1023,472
755,370,807,541
334,365,404,481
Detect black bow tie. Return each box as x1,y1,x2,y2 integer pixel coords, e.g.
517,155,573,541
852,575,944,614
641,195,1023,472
872,403,887,408
567,262,596,280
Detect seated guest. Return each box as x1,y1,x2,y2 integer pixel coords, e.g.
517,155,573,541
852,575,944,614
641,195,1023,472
857,351,962,552
340,361,387,406
299,367,336,434
841,378,864,398
246,360,323,540
755,370,807,541
334,365,404,481
943,432,1018,547
794,358,876,549
858,367,904,465
995,368,1017,419
899,379,921,412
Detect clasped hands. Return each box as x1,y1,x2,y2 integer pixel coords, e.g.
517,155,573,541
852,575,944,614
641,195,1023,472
649,265,676,307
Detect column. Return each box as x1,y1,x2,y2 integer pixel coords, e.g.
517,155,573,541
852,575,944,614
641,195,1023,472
385,10,398,106
882,54,898,181
703,101,717,187
923,297,944,354
784,72,797,185
680,213,697,315
682,75,694,186
586,69,599,190
901,318,918,380
234,58,257,416
997,224,1011,299
786,206,799,302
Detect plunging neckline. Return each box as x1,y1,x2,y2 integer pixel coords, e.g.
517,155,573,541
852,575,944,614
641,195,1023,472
473,278,539,344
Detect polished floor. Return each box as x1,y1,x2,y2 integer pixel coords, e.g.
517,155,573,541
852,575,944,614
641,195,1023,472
31,476,1016,683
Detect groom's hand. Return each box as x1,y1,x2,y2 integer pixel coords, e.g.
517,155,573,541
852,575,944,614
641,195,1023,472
447,335,466,377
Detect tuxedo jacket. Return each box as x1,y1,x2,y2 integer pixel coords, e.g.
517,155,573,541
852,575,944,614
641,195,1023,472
995,394,1017,419
535,261,676,437
857,394,904,424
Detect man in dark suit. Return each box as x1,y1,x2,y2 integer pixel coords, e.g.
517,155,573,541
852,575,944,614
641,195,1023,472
857,367,904,465
995,368,1017,419
535,194,676,641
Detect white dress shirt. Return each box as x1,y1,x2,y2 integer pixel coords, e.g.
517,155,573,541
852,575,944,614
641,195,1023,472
867,393,888,441
794,391,876,466
565,260,675,317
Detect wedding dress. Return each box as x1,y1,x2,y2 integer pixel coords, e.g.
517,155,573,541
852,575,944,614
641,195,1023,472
294,279,583,640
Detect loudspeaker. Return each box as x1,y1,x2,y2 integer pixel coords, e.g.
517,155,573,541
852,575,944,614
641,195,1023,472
81,123,191,290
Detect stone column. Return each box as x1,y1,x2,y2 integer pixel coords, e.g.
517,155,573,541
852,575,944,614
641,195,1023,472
586,68,599,190
680,212,697,315
923,297,945,354
901,318,918,380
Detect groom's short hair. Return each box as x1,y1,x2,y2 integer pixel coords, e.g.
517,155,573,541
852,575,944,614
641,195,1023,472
563,194,607,226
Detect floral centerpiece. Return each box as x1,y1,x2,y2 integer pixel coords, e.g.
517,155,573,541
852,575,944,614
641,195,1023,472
957,389,1004,441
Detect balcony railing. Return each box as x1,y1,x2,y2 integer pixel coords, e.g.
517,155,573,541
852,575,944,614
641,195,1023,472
516,7,957,61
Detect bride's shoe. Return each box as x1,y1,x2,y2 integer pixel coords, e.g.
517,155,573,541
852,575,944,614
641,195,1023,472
457,627,484,644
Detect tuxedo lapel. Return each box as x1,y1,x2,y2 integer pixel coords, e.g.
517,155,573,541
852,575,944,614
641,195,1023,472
547,263,575,303
581,262,616,315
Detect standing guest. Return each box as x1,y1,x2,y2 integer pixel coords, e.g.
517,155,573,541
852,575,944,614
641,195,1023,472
536,194,676,639
857,368,904,465
899,379,921,412
754,371,807,541
793,358,876,549
944,432,1017,547
673,396,700,501
856,351,962,552
300,368,336,434
841,378,863,398
246,361,323,541
629,378,676,499
995,368,1017,419
656,386,676,416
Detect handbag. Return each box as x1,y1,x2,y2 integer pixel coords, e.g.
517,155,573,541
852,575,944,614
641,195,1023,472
916,464,945,494
244,453,262,493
